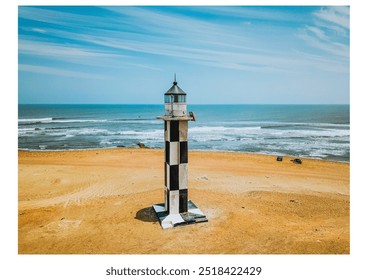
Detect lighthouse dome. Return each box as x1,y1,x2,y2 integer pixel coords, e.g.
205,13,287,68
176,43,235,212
164,78,187,117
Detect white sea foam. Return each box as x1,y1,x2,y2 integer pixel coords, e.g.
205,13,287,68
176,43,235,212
190,126,261,133
18,118,53,123
18,105,350,161
18,118,160,124
212,120,349,128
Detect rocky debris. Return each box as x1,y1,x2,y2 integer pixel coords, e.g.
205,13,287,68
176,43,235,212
137,142,148,149
291,158,302,164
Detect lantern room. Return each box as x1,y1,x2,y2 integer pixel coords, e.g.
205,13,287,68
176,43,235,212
164,76,187,117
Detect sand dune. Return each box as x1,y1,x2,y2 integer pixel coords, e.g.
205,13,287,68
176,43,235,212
18,148,349,254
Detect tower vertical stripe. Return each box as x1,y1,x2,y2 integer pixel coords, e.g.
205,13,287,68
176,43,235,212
179,189,188,212
180,141,188,163
169,165,179,190
165,141,170,163
170,121,179,141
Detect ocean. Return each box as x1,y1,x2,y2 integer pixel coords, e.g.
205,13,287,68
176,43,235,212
18,104,350,162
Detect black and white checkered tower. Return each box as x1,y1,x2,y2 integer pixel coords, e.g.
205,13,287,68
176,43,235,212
153,76,208,229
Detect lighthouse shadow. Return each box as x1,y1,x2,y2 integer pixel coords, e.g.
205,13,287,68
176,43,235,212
135,207,158,223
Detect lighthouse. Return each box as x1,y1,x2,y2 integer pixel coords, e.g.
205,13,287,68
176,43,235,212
152,76,207,229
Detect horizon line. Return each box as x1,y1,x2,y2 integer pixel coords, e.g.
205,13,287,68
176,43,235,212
18,103,350,106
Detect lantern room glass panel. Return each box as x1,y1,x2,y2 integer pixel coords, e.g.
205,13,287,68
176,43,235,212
164,95,172,103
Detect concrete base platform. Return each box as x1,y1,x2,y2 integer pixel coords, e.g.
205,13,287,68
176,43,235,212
152,200,208,229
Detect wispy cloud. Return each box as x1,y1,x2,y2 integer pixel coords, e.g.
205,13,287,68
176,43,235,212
19,39,122,59
180,6,308,23
18,6,350,104
314,6,349,30
18,6,349,76
19,64,107,79
297,29,349,59
31,28,46,34
18,6,123,31
296,6,349,63
306,26,328,41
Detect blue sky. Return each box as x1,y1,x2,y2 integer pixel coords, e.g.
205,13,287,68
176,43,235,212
18,6,349,104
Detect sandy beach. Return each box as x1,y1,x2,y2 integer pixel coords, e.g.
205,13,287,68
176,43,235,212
18,148,349,254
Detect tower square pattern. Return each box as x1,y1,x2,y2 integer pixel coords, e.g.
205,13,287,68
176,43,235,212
152,77,207,229
153,118,208,229
164,120,189,214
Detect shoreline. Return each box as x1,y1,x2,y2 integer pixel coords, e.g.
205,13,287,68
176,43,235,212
18,147,350,164
18,148,349,254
